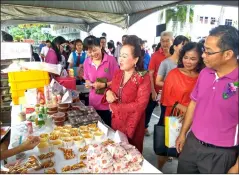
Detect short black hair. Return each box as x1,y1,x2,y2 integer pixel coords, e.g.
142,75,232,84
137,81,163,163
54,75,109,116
170,35,189,55
1,31,13,42
100,37,106,41
75,39,83,44
102,32,107,37
83,35,101,49
46,40,51,43
152,44,157,49
209,25,238,57
122,35,128,39
178,42,205,73
70,40,75,44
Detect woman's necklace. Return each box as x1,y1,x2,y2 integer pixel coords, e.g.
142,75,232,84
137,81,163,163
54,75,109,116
117,71,135,103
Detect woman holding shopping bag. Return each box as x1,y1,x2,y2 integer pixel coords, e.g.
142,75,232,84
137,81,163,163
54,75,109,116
155,42,205,170
102,35,151,153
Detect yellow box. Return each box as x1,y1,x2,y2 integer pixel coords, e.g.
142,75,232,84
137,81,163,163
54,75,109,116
9,79,50,91
8,70,49,82
8,70,49,105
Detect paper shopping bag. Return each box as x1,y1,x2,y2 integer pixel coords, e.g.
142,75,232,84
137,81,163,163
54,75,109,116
165,116,182,148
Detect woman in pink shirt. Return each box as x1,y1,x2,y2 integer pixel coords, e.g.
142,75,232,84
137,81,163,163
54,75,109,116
45,36,66,65
83,36,119,127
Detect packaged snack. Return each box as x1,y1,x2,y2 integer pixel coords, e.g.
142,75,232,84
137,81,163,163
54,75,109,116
126,148,144,163
95,150,113,168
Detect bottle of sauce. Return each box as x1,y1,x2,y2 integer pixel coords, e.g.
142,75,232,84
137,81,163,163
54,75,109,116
38,114,45,127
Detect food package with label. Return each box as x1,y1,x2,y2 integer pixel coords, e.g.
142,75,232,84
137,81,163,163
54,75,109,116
128,162,142,172
106,143,127,159
120,141,135,151
87,144,105,160
126,148,144,164
95,149,113,169
113,157,130,173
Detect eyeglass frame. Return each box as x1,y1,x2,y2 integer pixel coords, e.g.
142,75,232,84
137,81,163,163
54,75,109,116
202,47,229,56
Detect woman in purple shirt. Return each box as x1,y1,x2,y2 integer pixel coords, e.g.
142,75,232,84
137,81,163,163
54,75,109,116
83,36,119,127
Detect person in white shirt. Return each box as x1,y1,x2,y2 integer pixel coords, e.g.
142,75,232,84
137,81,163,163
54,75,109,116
114,35,128,64
40,40,51,61
68,39,87,84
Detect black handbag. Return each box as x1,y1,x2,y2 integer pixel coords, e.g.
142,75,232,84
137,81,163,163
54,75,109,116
153,103,179,157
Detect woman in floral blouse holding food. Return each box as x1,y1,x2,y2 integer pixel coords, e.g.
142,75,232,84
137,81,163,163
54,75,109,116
102,35,151,153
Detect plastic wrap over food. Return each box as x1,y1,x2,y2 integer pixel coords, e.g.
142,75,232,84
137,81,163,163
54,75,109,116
113,157,130,173
111,145,127,159
2,62,62,75
120,141,135,150
87,144,105,160
95,150,113,168
126,148,144,164
128,162,142,172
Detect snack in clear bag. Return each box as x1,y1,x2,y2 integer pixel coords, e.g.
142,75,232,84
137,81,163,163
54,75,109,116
120,141,135,150
95,150,113,168
128,162,142,172
126,148,144,163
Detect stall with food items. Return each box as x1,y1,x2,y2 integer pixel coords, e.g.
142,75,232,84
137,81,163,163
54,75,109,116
0,44,161,173
6,100,161,174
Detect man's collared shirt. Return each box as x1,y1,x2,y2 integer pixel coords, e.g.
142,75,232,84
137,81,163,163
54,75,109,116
191,67,239,147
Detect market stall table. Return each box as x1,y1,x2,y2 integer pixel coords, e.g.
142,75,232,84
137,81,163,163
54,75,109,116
7,105,162,174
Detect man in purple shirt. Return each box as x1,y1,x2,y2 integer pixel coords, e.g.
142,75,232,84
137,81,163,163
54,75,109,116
176,25,238,173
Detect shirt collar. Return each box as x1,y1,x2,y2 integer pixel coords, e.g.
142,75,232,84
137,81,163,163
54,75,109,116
88,53,108,65
209,67,238,80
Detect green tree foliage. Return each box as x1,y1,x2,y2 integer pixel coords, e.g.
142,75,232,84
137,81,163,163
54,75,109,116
8,24,55,42
161,5,194,24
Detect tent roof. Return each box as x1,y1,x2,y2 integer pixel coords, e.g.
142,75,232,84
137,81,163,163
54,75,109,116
1,1,238,32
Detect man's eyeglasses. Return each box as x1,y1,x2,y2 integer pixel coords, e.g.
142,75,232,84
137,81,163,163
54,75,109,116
202,47,228,56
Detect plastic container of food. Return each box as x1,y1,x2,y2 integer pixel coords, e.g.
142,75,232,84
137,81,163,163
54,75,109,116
37,142,49,153
73,136,85,146
50,139,63,150
47,104,58,112
59,133,71,139
58,103,70,108
47,110,58,115
54,118,65,126
63,125,72,130
54,126,63,131
52,112,65,122
40,133,49,139
80,131,90,137
94,131,104,141
58,107,69,113
84,134,93,144
63,138,74,147
79,125,88,132
60,129,71,133
49,134,60,143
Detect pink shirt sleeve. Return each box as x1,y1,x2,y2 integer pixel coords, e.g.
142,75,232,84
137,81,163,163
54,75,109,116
190,68,205,102
83,58,90,80
45,49,58,64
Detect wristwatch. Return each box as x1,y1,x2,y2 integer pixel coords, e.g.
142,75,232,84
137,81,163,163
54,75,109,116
105,82,108,88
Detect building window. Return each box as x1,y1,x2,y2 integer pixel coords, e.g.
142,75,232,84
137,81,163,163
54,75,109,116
200,16,203,23
211,17,216,25
204,17,208,24
225,19,232,26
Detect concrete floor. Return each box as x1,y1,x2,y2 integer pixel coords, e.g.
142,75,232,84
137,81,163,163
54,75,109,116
142,106,178,174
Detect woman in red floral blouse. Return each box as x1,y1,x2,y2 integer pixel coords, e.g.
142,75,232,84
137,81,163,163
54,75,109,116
102,35,151,153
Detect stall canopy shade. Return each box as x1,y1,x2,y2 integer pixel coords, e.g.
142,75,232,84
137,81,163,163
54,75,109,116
1,1,238,32
0,0,179,31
